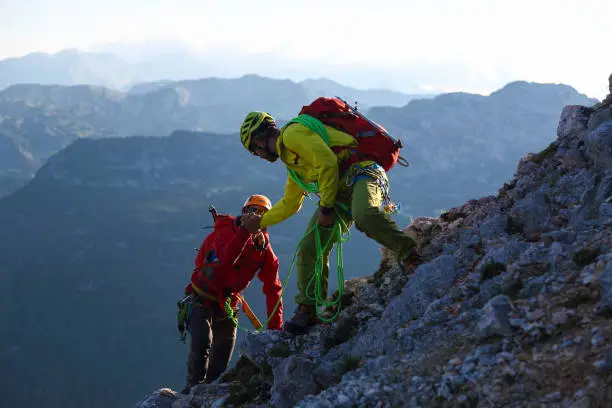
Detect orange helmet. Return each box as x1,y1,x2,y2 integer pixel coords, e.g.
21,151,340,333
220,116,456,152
242,194,272,211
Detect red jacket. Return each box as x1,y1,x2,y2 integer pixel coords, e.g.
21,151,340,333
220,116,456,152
185,214,283,330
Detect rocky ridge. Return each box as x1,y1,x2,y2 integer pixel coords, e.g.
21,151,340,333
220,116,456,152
135,76,612,408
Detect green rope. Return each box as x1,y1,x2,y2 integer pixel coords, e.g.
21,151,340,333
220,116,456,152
223,299,240,328
303,208,351,322
287,168,318,194
285,114,331,144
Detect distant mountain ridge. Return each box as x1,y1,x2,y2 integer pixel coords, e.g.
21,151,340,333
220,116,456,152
0,49,428,103
0,49,128,89
0,44,435,98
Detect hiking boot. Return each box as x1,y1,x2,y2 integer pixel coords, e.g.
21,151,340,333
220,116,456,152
398,224,423,273
399,248,422,274
284,304,321,335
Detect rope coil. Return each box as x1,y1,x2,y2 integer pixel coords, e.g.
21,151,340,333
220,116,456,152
304,209,350,322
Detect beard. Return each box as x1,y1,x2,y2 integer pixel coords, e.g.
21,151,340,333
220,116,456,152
258,148,278,162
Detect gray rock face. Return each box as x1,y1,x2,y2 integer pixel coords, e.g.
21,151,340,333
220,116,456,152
597,262,612,311
349,255,458,357
238,330,283,367
594,347,612,373
477,238,529,273
271,355,318,408
585,120,612,170
387,255,458,322
477,295,516,339
557,105,591,140
313,359,346,390
596,173,612,205
512,190,552,234
477,213,507,240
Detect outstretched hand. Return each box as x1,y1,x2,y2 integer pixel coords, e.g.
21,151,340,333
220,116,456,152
241,213,262,233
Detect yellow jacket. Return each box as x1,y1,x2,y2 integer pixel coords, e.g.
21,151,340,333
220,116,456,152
260,122,359,228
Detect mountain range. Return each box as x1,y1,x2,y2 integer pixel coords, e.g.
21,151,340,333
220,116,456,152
0,47,447,96
0,48,431,103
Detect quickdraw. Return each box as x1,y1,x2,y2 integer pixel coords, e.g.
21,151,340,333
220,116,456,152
177,294,194,343
345,163,399,215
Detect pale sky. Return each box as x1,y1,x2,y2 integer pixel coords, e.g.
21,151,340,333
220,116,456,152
1,0,610,98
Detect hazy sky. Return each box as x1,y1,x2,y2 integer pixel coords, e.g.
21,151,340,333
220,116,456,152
1,0,610,98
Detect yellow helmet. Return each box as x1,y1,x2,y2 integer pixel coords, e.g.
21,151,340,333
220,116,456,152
240,111,275,153
242,194,272,211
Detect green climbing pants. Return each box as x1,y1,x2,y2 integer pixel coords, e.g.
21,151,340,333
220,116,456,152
295,175,417,306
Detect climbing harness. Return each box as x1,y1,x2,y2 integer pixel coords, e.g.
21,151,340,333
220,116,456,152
344,163,399,215
178,284,266,336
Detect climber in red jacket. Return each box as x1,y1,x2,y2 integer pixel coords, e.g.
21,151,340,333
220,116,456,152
180,194,283,393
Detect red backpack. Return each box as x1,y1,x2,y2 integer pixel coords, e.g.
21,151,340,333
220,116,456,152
292,96,409,173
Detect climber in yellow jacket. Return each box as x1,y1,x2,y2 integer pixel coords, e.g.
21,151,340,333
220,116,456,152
239,111,419,334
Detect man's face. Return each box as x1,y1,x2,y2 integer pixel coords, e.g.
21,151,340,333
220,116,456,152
250,134,278,163
242,205,267,216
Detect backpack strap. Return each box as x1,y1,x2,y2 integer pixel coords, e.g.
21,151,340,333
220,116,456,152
282,114,335,194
